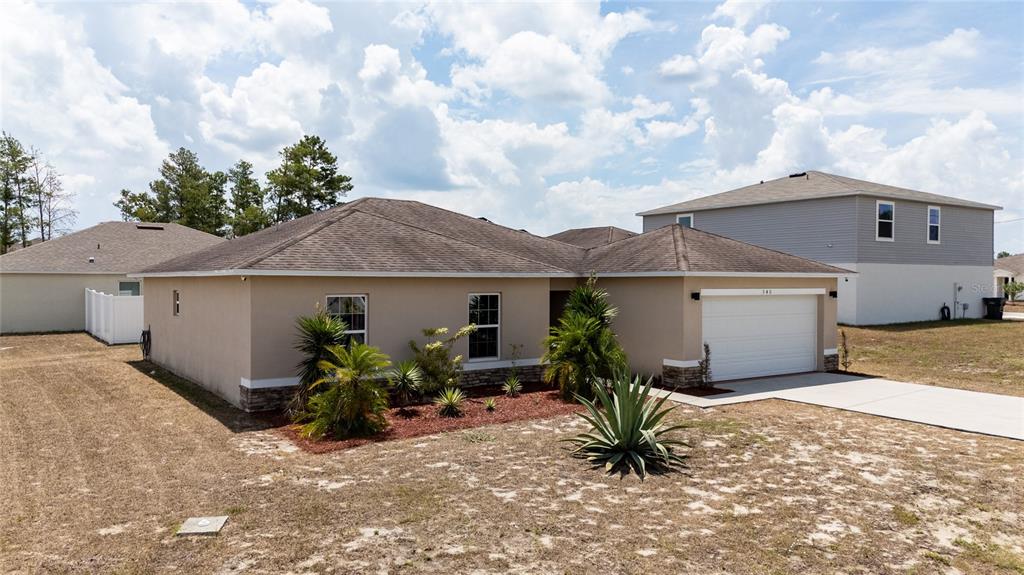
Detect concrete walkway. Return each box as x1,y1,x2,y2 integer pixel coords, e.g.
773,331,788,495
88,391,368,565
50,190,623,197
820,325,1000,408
655,372,1023,440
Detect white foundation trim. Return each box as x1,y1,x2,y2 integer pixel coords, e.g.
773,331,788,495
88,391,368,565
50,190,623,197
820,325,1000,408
463,357,542,371
240,377,300,389
663,359,700,368
824,348,838,355
701,288,827,297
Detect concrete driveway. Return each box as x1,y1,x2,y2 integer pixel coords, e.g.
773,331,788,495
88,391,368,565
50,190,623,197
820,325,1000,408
657,372,1024,440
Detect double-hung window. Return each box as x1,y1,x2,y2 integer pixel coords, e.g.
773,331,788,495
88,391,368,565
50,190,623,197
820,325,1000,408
876,200,894,241
676,213,694,228
468,293,500,360
927,206,941,244
326,295,367,345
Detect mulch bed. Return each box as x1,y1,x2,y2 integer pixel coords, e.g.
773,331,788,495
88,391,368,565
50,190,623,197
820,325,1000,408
670,385,735,397
277,386,583,454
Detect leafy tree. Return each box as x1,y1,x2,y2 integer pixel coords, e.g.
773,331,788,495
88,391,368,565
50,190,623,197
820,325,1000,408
997,251,1012,259
0,133,33,252
266,135,351,222
115,189,158,223
1004,281,1024,302
227,160,269,237
26,152,76,241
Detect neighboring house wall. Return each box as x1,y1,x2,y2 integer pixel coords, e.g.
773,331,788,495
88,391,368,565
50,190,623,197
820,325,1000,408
143,276,252,406
834,263,991,324
853,197,993,266
642,197,859,264
0,273,132,333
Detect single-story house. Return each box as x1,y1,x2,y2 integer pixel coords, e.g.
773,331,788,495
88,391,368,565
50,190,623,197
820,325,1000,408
994,254,1024,300
0,222,224,334
132,198,849,412
637,171,1001,325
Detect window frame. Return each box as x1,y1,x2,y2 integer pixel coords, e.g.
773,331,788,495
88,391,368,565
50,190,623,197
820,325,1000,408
875,200,895,242
172,290,180,316
118,281,141,296
467,292,501,362
326,294,368,345
676,213,694,228
926,205,941,245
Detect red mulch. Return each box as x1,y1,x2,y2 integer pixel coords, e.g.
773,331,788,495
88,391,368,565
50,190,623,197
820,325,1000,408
671,385,735,397
276,387,583,454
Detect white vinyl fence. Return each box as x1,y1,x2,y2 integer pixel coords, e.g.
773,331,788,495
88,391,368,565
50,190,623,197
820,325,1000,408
85,288,144,345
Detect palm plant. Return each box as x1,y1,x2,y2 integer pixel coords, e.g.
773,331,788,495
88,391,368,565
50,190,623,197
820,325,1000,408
388,360,424,406
566,373,688,479
565,275,617,328
300,342,392,439
291,307,347,417
542,311,627,401
435,386,466,417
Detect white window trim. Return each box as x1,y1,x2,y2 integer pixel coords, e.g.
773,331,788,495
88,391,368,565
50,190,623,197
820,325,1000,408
676,213,694,228
467,292,500,362
173,290,181,316
876,200,895,242
927,205,941,245
326,294,368,343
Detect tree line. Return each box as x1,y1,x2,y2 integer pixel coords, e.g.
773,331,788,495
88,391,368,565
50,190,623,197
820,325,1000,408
0,133,78,254
115,135,352,238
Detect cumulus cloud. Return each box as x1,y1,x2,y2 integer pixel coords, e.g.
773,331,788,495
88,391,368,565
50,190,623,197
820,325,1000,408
659,55,699,79
710,0,770,28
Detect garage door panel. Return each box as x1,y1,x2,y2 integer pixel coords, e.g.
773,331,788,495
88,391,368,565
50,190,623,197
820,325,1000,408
701,295,817,382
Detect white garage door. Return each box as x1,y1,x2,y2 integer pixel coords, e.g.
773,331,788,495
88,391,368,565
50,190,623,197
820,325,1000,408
702,294,818,382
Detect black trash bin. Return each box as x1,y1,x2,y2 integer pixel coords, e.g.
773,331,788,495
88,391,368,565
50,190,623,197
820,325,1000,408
982,297,1005,320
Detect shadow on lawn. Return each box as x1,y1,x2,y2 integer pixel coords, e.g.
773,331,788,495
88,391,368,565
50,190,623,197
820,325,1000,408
127,359,280,433
842,319,1001,333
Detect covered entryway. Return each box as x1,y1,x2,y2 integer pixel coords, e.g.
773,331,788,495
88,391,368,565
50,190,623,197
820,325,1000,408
701,289,819,381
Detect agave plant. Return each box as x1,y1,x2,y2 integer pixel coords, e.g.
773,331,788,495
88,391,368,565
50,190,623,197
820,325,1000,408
300,342,392,439
435,386,466,417
502,375,522,397
388,360,424,406
566,374,688,479
483,397,497,412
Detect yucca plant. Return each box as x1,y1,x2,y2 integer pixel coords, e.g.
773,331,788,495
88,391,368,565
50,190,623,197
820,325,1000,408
483,397,497,412
566,373,688,480
291,307,347,417
502,375,522,397
435,386,466,417
388,360,424,406
300,342,392,439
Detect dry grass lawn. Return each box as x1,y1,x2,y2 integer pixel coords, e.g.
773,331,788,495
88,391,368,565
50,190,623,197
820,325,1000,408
1,333,1022,574
839,320,1024,397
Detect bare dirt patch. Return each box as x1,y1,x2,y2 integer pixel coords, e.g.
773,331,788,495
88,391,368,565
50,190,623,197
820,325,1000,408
2,333,1022,574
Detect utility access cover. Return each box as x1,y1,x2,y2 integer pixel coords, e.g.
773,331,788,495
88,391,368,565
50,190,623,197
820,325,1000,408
176,516,228,535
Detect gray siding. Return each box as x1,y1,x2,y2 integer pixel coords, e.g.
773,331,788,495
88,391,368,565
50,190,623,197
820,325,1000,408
854,196,993,265
641,197,859,264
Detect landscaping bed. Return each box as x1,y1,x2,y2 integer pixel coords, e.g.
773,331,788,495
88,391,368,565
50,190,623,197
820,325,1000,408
278,384,582,454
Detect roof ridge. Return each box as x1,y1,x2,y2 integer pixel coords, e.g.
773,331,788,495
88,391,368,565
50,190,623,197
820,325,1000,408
233,203,361,269
812,170,859,192
673,225,689,272
337,208,573,273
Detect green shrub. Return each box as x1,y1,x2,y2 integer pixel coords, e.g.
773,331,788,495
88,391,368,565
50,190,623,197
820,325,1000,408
300,343,391,439
543,311,627,401
566,373,688,479
409,325,477,392
291,306,347,416
502,375,522,397
435,387,466,418
483,397,497,412
388,360,424,406
839,330,851,371
697,342,712,388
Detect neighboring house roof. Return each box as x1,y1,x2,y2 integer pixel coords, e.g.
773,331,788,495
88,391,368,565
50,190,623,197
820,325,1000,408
995,254,1024,276
637,170,1002,216
136,198,848,278
548,226,637,249
0,222,225,274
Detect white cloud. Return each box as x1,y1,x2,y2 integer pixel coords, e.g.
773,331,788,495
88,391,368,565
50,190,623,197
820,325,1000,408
538,177,697,234
659,55,699,79
358,44,450,106
709,0,769,29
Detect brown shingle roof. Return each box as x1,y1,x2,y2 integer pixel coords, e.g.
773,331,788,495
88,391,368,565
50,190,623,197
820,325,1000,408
637,170,1001,216
995,254,1024,275
0,222,224,274
548,226,637,249
138,198,848,277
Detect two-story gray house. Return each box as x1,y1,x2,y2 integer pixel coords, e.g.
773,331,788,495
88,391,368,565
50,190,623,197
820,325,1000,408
638,171,1000,325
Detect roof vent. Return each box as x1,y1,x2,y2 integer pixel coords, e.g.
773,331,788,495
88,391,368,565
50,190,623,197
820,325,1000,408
789,172,807,178
477,217,490,222
88,257,95,264
136,224,165,230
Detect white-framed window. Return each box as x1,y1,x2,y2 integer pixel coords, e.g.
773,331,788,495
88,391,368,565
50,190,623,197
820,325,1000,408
676,213,694,228
876,200,894,241
927,205,941,244
118,281,140,296
173,290,181,316
326,295,367,345
468,293,500,360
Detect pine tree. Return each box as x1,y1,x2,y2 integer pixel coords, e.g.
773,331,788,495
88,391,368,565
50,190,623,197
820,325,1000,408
0,133,33,253
227,160,269,237
266,135,351,223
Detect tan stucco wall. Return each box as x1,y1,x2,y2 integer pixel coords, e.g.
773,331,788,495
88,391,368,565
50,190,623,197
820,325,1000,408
143,276,252,405
680,276,839,361
597,277,687,378
0,273,133,333
248,276,552,381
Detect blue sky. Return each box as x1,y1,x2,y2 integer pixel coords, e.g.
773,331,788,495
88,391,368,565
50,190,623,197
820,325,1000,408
2,0,1022,252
